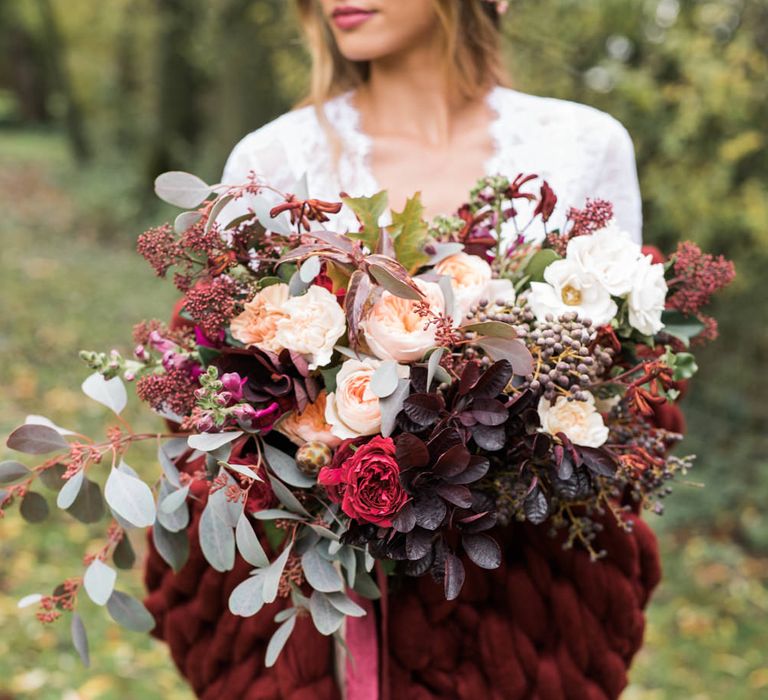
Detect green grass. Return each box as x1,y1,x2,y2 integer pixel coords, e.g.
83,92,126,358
0,130,765,699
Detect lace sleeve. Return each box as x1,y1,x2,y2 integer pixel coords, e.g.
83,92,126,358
591,119,643,244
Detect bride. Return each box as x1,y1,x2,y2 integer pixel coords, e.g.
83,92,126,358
146,2,659,698
222,0,642,243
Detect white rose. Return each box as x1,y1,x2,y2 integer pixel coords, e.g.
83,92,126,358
325,358,382,439
435,252,516,320
537,393,609,448
274,285,346,370
566,223,643,296
628,255,667,336
528,258,617,326
361,278,446,363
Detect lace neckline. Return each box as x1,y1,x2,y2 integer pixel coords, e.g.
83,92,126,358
334,85,509,198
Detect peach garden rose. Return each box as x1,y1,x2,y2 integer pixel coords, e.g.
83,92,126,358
230,283,345,370
361,278,446,363
275,391,341,448
325,358,383,439
435,251,515,320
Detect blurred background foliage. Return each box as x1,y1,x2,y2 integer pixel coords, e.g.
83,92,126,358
0,0,765,698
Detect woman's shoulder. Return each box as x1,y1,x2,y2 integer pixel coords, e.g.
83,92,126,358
490,86,632,146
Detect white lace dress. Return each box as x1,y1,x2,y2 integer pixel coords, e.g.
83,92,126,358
221,86,643,244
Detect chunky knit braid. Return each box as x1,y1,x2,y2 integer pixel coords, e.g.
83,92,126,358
144,465,662,699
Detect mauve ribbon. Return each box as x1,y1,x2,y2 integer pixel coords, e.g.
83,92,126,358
344,563,390,700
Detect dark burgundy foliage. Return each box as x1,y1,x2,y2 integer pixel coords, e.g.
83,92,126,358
212,346,320,415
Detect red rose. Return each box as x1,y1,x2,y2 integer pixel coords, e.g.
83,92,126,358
318,436,408,527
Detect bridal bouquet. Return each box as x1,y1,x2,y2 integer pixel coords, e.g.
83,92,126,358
1,170,733,666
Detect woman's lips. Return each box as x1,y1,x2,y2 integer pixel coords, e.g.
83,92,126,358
331,6,376,30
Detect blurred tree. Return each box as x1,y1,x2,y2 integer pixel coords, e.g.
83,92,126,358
0,0,50,123
36,0,91,161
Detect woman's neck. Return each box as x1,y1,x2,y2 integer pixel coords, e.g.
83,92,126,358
355,39,484,147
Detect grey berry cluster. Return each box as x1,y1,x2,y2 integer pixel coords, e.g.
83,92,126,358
477,302,615,401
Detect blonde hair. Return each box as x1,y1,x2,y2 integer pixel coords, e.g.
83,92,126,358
293,0,506,107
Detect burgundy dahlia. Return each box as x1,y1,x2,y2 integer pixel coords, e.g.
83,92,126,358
318,436,409,527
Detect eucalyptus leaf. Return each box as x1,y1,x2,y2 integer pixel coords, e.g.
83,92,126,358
174,210,202,234
7,424,68,455
67,478,105,524
158,441,183,488
208,468,241,527
39,462,67,491
106,590,156,633
326,591,366,617
228,574,265,617
268,475,311,516
159,484,190,514
265,615,297,667
155,479,189,533
236,513,269,567
370,360,400,398
301,548,344,593
338,546,357,588
426,348,445,391
299,255,322,283
274,607,297,624
250,509,306,521
152,521,189,572
224,461,260,481
113,534,136,570
199,501,235,572
264,443,315,488
262,544,293,604
17,593,43,609
83,559,116,606
81,373,127,415
205,193,235,234
71,613,90,668
309,591,345,635
24,414,76,436
187,431,243,452
379,378,411,438
104,468,156,528
352,570,381,600
0,460,31,484
20,492,49,523
154,171,212,209
56,469,84,510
